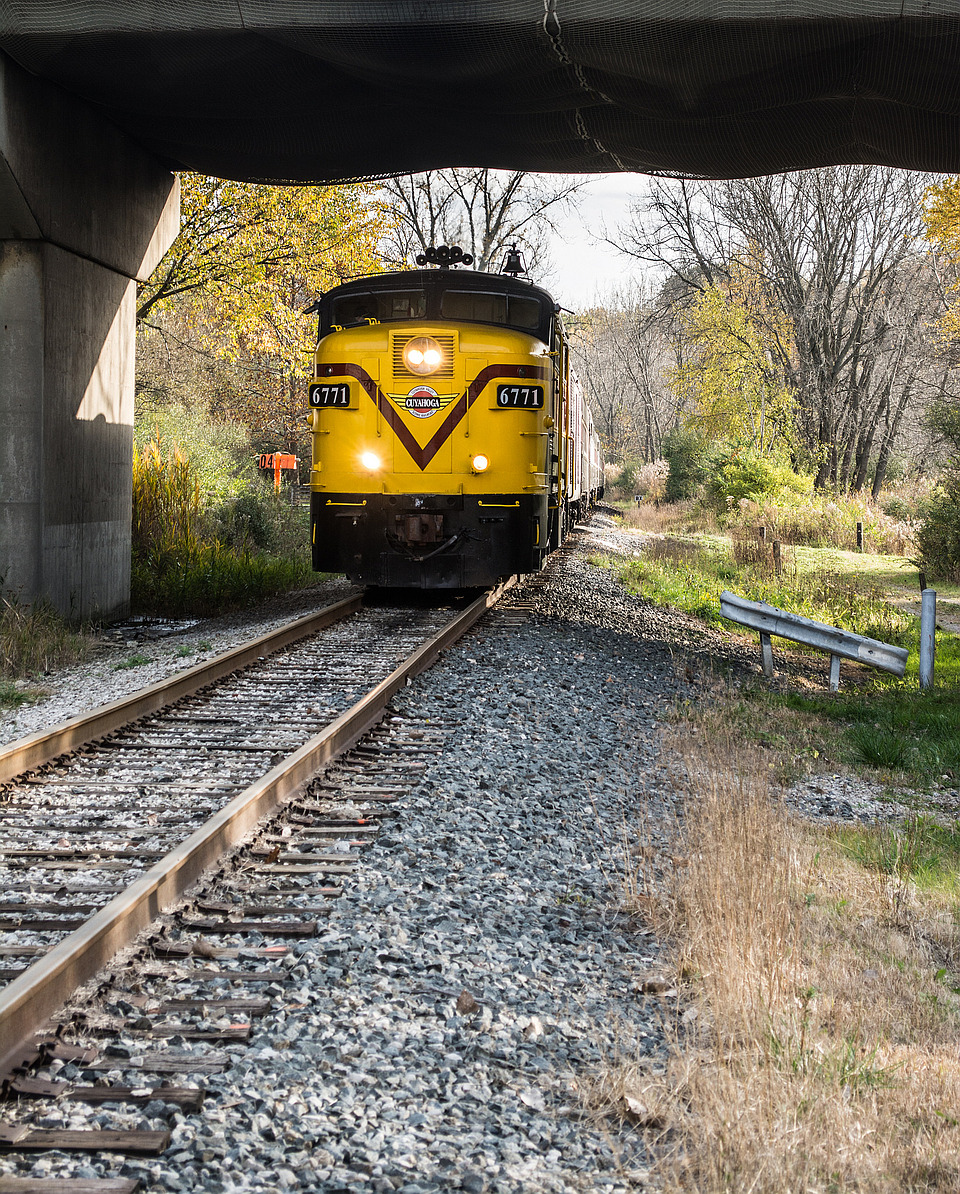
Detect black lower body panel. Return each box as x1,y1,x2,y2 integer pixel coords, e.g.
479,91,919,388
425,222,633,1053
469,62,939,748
312,492,548,588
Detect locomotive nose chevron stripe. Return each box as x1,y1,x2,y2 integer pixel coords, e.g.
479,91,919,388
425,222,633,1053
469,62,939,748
324,363,549,471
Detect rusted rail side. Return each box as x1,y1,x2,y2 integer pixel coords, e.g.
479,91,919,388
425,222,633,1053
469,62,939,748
0,579,513,1079
0,595,362,785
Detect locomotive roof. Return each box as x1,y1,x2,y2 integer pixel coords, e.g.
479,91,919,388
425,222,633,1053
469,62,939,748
327,269,556,306
316,268,559,342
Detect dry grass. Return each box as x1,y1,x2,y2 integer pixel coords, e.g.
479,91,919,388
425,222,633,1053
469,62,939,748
597,734,960,1192
615,500,719,536
0,594,87,679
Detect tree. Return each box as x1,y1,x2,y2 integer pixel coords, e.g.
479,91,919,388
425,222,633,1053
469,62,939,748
567,286,680,464
137,175,385,453
616,167,944,494
379,168,584,276
669,272,795,454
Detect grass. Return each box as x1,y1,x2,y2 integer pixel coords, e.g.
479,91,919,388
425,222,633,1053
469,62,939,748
595,732,960,1192
608,538,915,645
587,500,960,1187
131,543,313,617
592,510,960,789
0,595,89,706
831,817,960,904
113,653,152,671
0,680,49,710
772,684,960,787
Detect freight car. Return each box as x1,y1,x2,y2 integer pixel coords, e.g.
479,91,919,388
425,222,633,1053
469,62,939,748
307,248,603,588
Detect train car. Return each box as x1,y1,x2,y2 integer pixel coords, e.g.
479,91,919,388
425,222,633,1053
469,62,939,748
307,250,603,588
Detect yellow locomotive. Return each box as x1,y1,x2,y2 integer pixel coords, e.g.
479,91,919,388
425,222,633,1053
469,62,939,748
307,248,603,588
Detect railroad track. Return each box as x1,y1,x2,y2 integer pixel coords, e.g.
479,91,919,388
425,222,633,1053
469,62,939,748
0,582,512,1190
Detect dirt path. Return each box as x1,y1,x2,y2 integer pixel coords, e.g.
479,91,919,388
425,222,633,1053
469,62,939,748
888,593,960,635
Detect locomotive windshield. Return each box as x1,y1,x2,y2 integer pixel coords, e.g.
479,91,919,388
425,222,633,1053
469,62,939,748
319,270,554,342
330,289,427,327
439,290,542,331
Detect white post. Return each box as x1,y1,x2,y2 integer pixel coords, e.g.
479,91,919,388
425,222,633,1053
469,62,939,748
920,588,936,690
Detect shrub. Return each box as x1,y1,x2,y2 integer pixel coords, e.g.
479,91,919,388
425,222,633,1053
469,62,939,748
707,448,813,508
916,474,960,582
210,489,306,553
132,437,313,616
727,492,914,554
134,398,255,502
661,426,720,501
635,459,669,503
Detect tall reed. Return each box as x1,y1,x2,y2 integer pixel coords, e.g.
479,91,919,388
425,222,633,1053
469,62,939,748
132,438,204,564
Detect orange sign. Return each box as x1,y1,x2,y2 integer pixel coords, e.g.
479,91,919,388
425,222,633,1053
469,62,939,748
257,452,298,492
257,453,298,470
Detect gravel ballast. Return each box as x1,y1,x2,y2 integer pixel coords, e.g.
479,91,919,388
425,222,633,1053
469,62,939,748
0,514,935,1192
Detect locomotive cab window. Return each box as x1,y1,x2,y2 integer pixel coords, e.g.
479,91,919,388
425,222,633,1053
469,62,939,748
440,290,543,332
330,289,427,327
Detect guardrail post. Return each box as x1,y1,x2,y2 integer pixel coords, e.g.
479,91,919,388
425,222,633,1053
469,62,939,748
719,591,908,690
920,588,936,690
760,632,774,677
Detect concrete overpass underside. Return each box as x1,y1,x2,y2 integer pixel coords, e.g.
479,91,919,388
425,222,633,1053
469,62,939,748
3,0,960,617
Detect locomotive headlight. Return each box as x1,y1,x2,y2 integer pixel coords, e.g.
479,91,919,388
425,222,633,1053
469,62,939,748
360,451,382,471
403,336,443,375
471,454,490,473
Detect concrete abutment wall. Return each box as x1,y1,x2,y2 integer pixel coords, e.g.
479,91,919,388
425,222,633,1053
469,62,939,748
0,51,179,620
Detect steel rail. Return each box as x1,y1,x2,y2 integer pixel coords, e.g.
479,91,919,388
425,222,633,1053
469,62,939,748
0,579,514,1079
0,595,363,785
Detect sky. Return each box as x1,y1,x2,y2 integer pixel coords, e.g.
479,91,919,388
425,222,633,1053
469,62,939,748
540,172,651,309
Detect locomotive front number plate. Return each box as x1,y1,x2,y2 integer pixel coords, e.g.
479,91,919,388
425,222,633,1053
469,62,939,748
309,382,351,407
496,384,544,408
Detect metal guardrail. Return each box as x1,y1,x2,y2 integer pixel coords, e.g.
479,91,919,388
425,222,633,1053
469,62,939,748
720,591,908,691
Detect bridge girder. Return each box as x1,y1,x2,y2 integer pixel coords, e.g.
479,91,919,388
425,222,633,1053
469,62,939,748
3,1,960,180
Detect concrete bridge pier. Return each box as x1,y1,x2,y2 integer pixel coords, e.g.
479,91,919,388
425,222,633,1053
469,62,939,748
0,51,179,621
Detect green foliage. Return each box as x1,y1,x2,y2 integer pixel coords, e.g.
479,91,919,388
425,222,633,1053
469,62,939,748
131,435,314,616
915,396,960,580
661,426,721,501
707,446,813,508
917,473,960,583
137,174,384,452
135,399,254,502
669,280,795,453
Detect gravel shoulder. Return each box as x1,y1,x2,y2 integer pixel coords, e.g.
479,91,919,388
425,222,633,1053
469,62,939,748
0,515,939,1192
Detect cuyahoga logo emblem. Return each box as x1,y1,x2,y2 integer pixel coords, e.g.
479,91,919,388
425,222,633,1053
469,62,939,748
392,385,458,420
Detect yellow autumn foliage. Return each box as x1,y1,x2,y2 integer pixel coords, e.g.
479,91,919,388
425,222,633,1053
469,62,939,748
670,263,795,453
923,175,960,341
